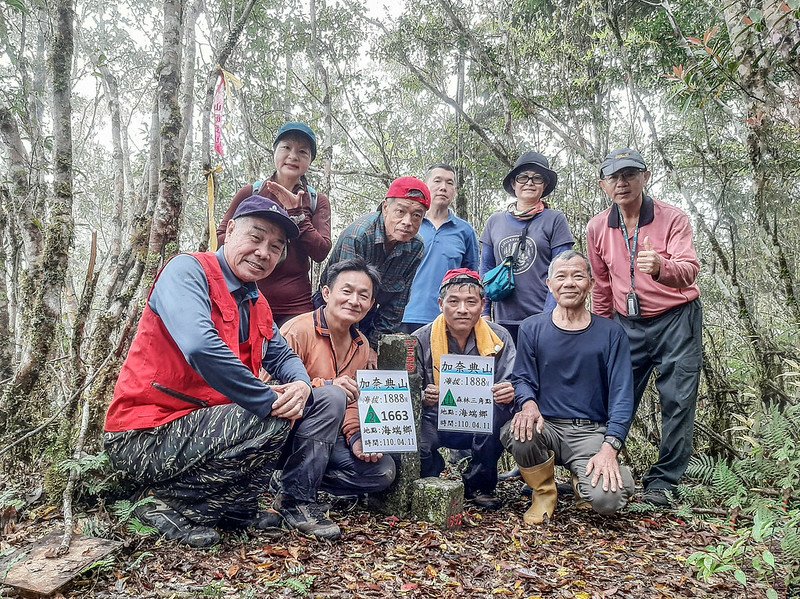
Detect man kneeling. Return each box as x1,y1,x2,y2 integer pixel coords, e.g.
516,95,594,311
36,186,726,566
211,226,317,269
279,258,396,539
414,269,516,510
502,250,635,523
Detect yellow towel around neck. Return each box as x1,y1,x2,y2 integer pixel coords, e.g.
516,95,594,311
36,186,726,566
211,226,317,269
431,314,504,386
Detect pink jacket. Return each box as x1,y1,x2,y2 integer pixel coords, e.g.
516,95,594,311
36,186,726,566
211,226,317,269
587,196,700,318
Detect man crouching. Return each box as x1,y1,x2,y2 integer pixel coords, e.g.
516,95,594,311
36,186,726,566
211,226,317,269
413,269,516,510
501,250,635,523
104,197,320,547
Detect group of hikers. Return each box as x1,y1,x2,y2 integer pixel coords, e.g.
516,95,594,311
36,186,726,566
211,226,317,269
103,122,702,547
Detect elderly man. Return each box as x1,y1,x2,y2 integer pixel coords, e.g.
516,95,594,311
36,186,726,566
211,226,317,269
104,197,341,547
501,250,635,524
401,164,479,333
586,148,702,507
413,269,516,510
317,177,428,367
278,257,396,539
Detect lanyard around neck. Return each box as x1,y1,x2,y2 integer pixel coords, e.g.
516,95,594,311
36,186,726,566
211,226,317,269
616,204,639,291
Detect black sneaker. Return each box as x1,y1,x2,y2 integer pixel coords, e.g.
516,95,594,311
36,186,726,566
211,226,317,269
641,488,672,507
520,481,573,497
465,490,503,511
499,465,521,481
276,496,341,540
134,493,219,548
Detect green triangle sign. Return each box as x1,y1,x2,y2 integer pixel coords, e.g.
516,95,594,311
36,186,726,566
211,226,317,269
364,405,381,424
441,389,457,407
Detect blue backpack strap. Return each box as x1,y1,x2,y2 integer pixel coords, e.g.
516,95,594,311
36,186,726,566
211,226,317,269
306,184,318,213
252,179,264,194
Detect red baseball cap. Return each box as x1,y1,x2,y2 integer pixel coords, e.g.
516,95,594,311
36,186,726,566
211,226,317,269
440,268,483,292
386,176,431,209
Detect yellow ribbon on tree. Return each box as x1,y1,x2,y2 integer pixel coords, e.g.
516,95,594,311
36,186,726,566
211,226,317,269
206,164,224,251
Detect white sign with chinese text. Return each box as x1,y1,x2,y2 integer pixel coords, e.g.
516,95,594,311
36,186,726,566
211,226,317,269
356,370,417,453
437,354,494,434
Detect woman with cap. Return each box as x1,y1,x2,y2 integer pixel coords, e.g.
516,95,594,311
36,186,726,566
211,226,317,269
479,151,574,344
217,122,332,327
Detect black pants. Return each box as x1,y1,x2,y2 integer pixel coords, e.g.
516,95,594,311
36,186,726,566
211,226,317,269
279,386,347,503
419,404,514,494
105,403,290,525
319,434,396,496
617,300,703,492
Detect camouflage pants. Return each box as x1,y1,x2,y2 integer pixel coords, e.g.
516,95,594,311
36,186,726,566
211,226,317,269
104,403,290,525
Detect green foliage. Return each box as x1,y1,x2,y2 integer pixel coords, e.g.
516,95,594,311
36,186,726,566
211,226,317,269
57,451,119,497
0,488,25,511
683,403,800,595
201,581,227,598
127,551,154,572
109,497,158,538
2,0,26,13
80,555,116,576
264,565,316,597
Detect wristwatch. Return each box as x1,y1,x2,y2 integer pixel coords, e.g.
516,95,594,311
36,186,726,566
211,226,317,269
603,435,623,451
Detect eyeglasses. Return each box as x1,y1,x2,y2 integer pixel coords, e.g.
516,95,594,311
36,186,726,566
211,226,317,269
603,169,645,183
514,173,546,185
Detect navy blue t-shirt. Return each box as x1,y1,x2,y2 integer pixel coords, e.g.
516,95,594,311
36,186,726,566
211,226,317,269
511,312,634,441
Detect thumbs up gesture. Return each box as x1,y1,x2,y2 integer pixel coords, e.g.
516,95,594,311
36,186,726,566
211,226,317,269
636,235,662,277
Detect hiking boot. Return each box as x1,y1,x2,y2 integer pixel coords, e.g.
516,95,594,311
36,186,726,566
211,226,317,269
465,490,503,511
329,495,360,514
641,488,672,507
253,509,285,536
134,493,219,548
277,496,341,540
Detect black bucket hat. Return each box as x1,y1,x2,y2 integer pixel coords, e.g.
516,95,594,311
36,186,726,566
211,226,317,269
502,151,558,198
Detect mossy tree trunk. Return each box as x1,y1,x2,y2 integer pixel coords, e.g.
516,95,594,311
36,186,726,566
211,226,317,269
0,0,75,435
145,0,185,284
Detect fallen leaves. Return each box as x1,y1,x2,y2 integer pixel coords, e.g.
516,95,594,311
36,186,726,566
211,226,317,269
1,481,774,599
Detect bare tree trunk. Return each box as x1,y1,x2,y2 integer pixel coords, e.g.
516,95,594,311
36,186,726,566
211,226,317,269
96,59,125,268
0,108,42,263
454,41,468,218
283,53,293,120
146,0,185,274
179,0,202,209
309,0,332,194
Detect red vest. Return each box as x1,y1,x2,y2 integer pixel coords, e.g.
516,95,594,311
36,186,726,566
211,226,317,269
105,252,275,432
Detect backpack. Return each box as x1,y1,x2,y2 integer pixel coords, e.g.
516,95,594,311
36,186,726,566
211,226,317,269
252,180,318,213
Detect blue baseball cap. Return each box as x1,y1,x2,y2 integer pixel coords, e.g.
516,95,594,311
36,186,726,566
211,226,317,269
232,195,300,240
274,122,317,161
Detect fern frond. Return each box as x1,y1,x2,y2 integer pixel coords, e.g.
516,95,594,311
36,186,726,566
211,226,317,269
781,528,800,560
686,454,717,484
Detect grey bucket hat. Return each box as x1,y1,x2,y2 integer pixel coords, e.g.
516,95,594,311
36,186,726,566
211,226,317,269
502,151,558,198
